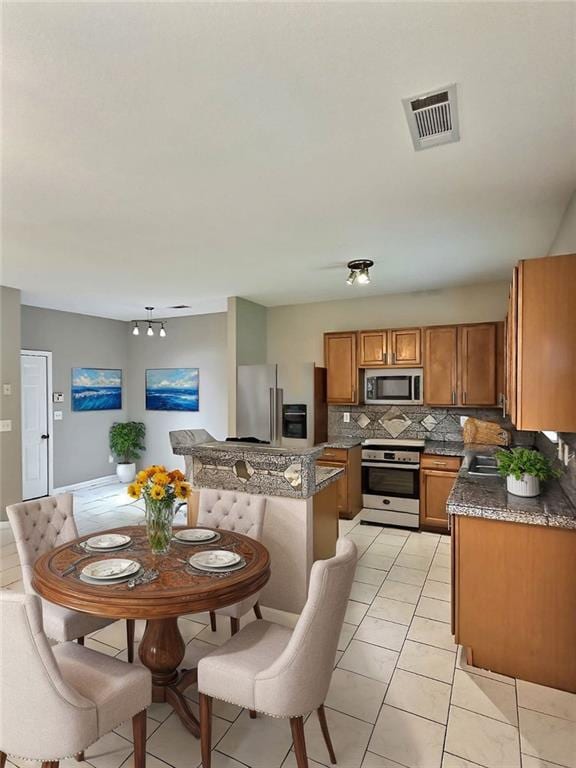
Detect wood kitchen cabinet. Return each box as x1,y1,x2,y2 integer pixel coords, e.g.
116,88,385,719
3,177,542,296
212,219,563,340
317,446,362,520
424,322,503,407
419,454,461,533
506,253,576,431
453,515,576,692
358,328,421,367
324,332,359,404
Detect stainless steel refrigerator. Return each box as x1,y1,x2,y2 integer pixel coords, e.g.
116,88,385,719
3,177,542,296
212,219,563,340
236,363,327,447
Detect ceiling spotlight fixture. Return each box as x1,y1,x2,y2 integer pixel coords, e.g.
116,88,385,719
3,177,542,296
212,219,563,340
346,260,374,286
130,306,167,338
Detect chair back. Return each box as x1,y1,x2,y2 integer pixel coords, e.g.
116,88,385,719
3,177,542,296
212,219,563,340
198,490,266,540
255,537,357,717
0,591,97,758
7,494,78,592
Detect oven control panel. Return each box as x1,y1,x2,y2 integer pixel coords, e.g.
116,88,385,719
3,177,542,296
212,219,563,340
362,449,420,464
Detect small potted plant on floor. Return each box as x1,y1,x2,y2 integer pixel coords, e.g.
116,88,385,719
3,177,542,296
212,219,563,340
495,447,561,497
109,421,146,483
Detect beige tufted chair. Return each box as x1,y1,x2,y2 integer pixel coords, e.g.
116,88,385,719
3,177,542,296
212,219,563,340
198,490,266,636
0,591,151,767
197,538,357,768
6,494,135,661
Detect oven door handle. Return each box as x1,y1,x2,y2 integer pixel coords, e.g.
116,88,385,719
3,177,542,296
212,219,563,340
361,461,420,470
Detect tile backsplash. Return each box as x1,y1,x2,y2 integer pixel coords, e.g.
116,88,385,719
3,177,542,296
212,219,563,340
328,404,535,445
536,431,576,508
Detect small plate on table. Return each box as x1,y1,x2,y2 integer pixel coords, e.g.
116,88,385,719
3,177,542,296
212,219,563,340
188,550,243,572
81,559,140,582
174,529,220,544
83,534,132,552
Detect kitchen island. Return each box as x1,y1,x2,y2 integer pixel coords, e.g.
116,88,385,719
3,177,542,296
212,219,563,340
173,440,344,613
448,455,576,693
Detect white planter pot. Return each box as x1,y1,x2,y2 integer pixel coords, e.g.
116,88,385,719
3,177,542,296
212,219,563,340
506,473,540,497
116,463,136,484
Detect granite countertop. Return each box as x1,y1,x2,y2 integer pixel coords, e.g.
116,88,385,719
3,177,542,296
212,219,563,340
424,440,466,457
177,440,323,458
319,437,363,450
447,453,576,530
315,465,345,491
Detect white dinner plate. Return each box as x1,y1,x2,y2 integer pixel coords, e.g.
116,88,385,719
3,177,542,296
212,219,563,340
188,559,246,574
174,529,220,543
188,550,242,569
85,534,131,550
79,568,142,586
81,559,140,580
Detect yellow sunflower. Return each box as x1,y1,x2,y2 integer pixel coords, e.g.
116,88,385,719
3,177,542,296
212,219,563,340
150,484,166,501
170,469,185,482
174,481,191,500
152,471,170,486
136,470,148,484
127,482,142,500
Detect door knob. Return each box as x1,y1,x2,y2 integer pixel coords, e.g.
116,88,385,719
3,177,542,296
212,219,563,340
41,434,50,440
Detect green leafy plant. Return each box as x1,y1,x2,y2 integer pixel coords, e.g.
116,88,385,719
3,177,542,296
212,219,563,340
495,447,561,482
109,421,146,464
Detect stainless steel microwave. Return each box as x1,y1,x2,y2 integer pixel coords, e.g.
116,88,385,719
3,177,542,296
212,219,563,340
364,368,423,405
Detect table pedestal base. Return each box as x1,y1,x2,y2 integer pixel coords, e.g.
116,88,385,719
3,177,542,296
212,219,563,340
139,618,200,737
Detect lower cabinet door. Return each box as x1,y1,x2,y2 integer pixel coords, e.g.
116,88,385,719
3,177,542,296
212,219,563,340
420,469,458,532
317,460,348,515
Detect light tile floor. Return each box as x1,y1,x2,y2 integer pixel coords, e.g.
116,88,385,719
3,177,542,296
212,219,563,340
1,482,575,768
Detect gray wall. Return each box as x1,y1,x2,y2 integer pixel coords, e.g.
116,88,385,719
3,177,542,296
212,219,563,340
21,306,129,488
127,312,228,470
0,286,22,519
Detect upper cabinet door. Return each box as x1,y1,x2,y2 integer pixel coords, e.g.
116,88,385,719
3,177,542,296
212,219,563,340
459,323,498,406
424,326,458,406
358,331,387,367
390,328,422,366
324,332,358,404
507,266,518,425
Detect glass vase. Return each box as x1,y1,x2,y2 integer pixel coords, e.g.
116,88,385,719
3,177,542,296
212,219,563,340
144,497,174,554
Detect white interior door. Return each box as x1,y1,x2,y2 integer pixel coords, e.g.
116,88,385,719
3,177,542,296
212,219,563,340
21,353,50,500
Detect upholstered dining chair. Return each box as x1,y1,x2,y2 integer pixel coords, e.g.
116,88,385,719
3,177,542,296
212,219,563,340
198,489,267,636
0,591,151,768
197,537,357,768
7,494,136,661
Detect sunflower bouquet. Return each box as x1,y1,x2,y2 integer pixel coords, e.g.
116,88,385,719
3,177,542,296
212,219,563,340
128,466,191,553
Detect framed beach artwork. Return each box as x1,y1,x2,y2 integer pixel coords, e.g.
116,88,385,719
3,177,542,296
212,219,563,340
145,368,199,411
71,368,122,411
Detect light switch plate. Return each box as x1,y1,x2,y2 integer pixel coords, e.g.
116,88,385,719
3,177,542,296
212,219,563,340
343,412,350,423
0,419,12,432
54,411,63,421
53,392,64,403
3,384,12,396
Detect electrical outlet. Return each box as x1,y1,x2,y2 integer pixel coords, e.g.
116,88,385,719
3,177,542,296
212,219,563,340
53,411,63,421
0,419,12,432
53,392,64,403
343,412,350,423
558,438,564,461
3,384,12,396
109,454,114,464
563,442,571,466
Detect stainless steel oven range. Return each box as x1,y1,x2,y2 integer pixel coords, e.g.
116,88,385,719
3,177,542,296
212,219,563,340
360,438,425,529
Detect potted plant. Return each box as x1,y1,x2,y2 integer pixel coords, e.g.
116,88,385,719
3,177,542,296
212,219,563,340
495,447,561,497
109,421,146,483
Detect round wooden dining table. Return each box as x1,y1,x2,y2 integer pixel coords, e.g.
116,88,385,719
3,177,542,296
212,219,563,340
32,525,271,737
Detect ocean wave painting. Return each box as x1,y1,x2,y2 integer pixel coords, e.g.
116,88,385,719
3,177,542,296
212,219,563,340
146,368,199,412
72,368,122,411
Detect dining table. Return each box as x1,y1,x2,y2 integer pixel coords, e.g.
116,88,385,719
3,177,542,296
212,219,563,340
32,525,271,737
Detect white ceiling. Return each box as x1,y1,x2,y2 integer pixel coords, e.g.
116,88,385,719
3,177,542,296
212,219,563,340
2,1,575,320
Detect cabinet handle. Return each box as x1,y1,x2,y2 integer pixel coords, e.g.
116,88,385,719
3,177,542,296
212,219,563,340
391,351,395,364
432,460,447,466
384,351,388,364
451,391,456,405
462,391,467,405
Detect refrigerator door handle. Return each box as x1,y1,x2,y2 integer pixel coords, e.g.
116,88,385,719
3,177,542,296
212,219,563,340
275,388,284,445
269,387,276,444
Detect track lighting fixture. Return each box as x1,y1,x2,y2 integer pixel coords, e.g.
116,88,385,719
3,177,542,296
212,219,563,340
130,307,167,338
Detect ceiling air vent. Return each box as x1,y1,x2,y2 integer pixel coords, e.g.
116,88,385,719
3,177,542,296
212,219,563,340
402,84,459,151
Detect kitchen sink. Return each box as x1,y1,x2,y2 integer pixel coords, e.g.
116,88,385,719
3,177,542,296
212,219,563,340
468,455,500,477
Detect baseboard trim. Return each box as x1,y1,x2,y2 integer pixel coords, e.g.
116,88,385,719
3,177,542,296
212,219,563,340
53,474,119,494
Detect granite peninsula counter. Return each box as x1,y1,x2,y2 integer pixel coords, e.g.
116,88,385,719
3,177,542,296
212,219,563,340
175,440,344,613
